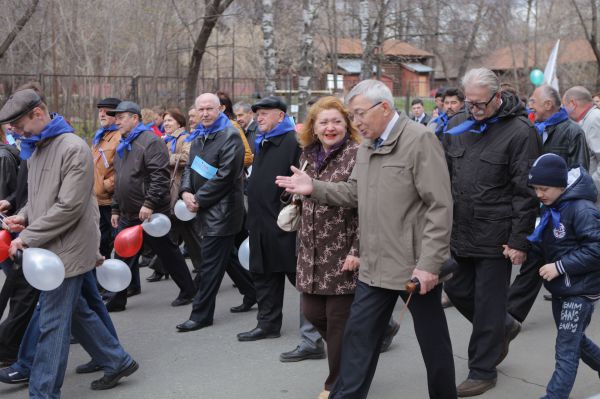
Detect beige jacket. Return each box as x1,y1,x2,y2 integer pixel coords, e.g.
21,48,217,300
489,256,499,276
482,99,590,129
311,114,452,290
19,133,101,278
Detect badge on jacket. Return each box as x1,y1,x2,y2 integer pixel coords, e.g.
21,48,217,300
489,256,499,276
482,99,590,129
192,156,218,180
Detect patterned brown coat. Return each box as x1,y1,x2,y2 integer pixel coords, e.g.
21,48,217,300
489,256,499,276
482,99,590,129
296,138,359,295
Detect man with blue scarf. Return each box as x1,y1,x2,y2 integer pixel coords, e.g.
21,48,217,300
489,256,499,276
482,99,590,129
92,98,121,262
0,89,138,397
506,85,590,335
107,101,196,312
175,93,245,332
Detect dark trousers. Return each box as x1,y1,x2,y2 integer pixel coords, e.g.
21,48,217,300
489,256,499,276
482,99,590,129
189,235,236,324
302,293,354,390
252,271,296,332
0,269,39,361
329,281,456,399
107,216,196,308
444,256,511,380
98,205,115,259
172,218,203,273
507,256,544,323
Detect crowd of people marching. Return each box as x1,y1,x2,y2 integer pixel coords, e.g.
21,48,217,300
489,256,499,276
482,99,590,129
0,66,599,399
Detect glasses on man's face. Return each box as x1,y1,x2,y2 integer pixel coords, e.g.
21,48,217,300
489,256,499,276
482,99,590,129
349,101,382,122
464,93,497,111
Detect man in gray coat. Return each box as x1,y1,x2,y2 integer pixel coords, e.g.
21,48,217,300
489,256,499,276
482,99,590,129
277,80,456,399
0,89,137,397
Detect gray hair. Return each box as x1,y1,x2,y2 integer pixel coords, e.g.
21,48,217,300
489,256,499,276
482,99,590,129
233,101,252,113
345,79,394,107
564,86,593,104
538,84,561,107
195,93,220,107
461,68,500,94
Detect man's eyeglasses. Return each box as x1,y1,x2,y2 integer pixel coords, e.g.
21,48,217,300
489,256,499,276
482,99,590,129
464,93,497,111
349,101,382,122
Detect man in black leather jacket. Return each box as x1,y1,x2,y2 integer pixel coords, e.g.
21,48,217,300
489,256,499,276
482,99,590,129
175,93,245,332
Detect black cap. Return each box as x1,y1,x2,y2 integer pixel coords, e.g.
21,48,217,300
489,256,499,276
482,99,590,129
251,96,287,113
106,101,141,118
0,89,42,124
528,153,568,188
97,97,121,109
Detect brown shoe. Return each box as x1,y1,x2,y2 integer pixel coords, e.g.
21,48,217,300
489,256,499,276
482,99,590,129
457,378,497,397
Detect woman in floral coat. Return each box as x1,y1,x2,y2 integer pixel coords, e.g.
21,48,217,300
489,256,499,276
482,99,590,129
296,96,360,399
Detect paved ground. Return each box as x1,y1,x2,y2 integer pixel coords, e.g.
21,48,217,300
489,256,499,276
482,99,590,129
1,265,600,399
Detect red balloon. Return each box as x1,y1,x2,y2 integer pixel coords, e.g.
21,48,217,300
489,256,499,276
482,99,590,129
114,225,143,258
0,240,9,262
0,230,11,246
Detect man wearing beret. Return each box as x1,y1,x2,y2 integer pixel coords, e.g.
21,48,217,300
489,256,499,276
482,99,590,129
1,89,138,397
107,101,196,311
237,96,304,341
92,98,121,262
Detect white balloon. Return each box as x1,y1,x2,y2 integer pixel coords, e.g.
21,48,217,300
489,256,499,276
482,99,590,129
22,248,65,291
142,213,172,237
238,237,250,270
96,259,132,292
174,199,196,221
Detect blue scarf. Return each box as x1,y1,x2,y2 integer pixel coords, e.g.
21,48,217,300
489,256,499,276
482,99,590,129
19,115,74,160
92,124,119,147
527,202,571,243
432,112,449,136
445,116,501,136
116,122,147,158
164,131,188,153
184,113,232,143
254,116,296,153
534,107,569,136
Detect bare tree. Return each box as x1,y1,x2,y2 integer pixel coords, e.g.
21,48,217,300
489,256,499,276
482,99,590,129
456,0,487,79
571,0,600,88
184,0,234,107
0,0,40,59
262,0,277,96
297,0,318,121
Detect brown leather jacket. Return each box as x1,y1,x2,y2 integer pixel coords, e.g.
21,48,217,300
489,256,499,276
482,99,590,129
92,129,121,206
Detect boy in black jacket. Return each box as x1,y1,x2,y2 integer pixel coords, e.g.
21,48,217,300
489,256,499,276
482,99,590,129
527,153,600,399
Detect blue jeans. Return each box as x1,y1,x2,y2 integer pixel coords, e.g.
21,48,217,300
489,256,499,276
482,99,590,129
542,296,600,399
12,271,118,377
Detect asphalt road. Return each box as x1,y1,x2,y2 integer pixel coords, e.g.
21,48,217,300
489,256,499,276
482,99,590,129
1,264,599,399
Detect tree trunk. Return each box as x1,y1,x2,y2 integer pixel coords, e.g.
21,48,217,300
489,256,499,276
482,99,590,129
184,0,234,108
456,0,486,79
262,0,277,96
297,0,317,122
0,0,40,60
359,0,374,80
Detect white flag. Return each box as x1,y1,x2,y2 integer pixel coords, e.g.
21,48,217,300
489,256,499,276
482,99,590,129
544,40,560,91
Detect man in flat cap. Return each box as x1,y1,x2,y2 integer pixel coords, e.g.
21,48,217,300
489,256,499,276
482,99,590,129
237,96,304,341
92,98,121,263
1,89,138,396
107,101,196,311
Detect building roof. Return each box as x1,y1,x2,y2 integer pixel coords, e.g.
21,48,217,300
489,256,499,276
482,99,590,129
317,37,433,59
336,59,377,74
402,63,434,73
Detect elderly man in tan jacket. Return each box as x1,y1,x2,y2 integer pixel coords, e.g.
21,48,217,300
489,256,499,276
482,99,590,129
277,79,456,399
0,89,137,397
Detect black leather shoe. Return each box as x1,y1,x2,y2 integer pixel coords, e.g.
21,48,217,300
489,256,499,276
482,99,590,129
543,294,553,301
126,287,141,297
171,297,193,307
380,320,400,353
105,301,126,312
90,360,139,390
76,360,103,374
146,272,168,282
279,344,326,362
237,327,280,342
230,302,255,313
176,319,211,332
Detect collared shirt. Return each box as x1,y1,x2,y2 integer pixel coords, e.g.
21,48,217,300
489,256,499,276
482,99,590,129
378,112,400,145
415,113,425,124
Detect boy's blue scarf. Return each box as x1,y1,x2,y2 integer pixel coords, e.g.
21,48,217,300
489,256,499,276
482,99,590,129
164,132,188,153
534,107,569,136
445,116,500,136
527,201,571,243
92,124,119,146
19,115,74,160
184,113,232,143
254,116,295,153
116,122,147,158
